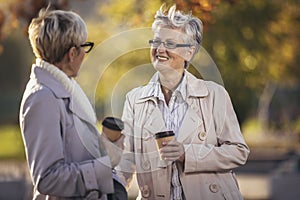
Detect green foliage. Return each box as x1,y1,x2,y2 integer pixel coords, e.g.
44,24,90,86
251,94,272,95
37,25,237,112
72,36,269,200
98,0,161,29
88,0,300,142
204,0,300,123
94,49,153,118
0,0,298,158
0,28,33,123
0,125,25,160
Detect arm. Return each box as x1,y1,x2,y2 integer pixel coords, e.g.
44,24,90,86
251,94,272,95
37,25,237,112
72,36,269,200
184,84,250,172
115,92,137,190
20,89,113,197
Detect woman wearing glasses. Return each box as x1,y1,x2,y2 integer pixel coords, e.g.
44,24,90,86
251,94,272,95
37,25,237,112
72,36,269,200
117,5,249,200
19,8,126,199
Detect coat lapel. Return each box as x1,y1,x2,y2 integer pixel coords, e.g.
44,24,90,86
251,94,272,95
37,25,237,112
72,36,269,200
73,116,101,158
33,64,101,157
35,66,97,127
143,106,167,136
137,70,210,142
177,105,203,143
68,97,96,125
176,71,209,143
68,97,100,156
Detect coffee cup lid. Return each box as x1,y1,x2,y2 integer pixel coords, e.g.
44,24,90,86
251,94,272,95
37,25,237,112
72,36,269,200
155,131,175,139
102,117,124,131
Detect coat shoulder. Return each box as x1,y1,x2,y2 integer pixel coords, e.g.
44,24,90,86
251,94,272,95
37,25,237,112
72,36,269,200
202,80,228,98
22,81,59,109
203,80,225,92
125,86,147,102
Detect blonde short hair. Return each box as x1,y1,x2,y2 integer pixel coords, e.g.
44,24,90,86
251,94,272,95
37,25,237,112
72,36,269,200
28,8,87,63
152,5,203,54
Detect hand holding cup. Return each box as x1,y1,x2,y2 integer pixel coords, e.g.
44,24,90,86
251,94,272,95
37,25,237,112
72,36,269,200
101,117,124,168
102,117,124,142
155,131,175,160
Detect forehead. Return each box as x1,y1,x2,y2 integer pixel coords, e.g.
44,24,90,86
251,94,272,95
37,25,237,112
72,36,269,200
153,27,186,41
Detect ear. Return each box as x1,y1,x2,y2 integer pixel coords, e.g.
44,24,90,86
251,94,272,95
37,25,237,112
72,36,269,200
185,46,196,61
67,47,78,62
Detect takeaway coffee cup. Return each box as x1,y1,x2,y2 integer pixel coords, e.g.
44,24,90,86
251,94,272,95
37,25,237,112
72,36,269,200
102,117,124,142
155,131,175,149
155,131,175,163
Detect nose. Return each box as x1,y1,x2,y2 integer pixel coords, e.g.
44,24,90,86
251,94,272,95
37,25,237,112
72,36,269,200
156,42,166,52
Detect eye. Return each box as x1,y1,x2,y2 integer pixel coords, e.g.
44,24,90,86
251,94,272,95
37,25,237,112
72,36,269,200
152,39,162,47
165,41,177,49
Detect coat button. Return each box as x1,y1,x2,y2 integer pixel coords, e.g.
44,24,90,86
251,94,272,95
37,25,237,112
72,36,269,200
141,185,151,198
209,183,219,193
198,131,207,141
142,160,151,170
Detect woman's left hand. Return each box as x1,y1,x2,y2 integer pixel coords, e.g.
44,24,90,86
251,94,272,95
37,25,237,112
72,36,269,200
159,140,185,162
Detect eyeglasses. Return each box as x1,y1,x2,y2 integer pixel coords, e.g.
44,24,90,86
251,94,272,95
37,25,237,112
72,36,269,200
80,42,94,53
149,39,192,49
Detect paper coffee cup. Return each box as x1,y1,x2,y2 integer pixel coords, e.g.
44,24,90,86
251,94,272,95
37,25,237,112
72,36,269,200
155,131,175,149
102,117,124,142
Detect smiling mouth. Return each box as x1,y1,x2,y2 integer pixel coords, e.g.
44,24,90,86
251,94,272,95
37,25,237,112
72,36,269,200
156,55,169,61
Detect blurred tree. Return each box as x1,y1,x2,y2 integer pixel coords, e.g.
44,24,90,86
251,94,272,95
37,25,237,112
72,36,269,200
93,0,238,117
169,0,238,30
0,0,298,141
0,0,69,53
204,0,300,132
93,0,300,140
98,0,238,30
0,0,69,124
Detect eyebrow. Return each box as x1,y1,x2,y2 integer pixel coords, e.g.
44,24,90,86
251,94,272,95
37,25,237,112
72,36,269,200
153,38,178,42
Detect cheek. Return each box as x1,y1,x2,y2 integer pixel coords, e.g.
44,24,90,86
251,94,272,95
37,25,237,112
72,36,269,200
150,48,156,61
75,54,84,69
77,52,85,64
169,50,182,60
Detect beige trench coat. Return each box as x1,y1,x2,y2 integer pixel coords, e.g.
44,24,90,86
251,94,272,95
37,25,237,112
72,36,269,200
116,71,250,200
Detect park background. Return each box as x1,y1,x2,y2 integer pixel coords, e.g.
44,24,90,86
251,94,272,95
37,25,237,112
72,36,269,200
0,0,299,199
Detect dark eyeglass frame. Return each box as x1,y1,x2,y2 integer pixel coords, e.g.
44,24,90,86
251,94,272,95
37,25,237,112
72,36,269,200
80,42,94,53
149,39,192,49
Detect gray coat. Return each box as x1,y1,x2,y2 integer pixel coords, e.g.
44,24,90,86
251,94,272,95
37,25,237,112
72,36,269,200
19,66,114,199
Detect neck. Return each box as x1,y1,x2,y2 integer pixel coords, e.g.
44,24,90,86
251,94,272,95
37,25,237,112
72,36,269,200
54,59,73,78
159,70,184,105
159,69,184,91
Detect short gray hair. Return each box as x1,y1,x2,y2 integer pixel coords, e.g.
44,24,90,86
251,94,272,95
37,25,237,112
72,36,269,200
152,5,203,54
28,8,87,63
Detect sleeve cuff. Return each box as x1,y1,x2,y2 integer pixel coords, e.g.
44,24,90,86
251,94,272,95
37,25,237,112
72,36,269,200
184,144,197,172
80,162,99,192
93,155,114,194
184,144,214,172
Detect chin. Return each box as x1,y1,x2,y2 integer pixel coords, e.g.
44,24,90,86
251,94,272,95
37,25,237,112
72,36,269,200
70,72,78,78
154,62,177,72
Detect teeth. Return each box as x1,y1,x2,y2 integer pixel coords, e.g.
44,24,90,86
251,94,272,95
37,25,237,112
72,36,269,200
157,56,168,61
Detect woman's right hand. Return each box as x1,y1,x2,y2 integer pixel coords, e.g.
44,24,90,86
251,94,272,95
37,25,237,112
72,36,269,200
100,133,125,168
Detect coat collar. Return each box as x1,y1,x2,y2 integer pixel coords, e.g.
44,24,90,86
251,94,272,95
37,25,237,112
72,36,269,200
136,70,208,104
30,63,97,126
30,61,100,157
136,70,208,143
185,70,209,97
30,65,70,99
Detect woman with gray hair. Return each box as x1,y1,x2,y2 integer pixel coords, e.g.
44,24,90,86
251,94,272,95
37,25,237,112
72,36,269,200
19,8,126,200
116,5,249,200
